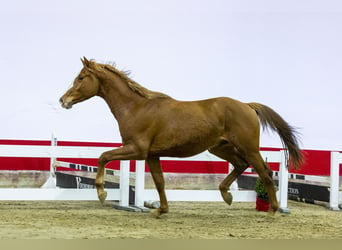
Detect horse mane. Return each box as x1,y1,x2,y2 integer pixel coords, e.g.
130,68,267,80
91,60,171,99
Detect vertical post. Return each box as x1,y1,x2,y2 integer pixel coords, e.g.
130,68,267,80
41,134,58,188
50,133,58,175
329,152,340,211
278,150,290,213
119,160,130,207
134,160,146,207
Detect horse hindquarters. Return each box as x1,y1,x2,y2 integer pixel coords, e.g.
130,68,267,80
209,100,279,212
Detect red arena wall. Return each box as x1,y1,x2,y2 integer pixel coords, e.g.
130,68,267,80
0,139,341,176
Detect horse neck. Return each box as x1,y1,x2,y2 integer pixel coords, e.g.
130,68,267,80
98,74,145,121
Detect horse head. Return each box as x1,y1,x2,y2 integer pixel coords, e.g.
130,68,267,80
59,57,101,109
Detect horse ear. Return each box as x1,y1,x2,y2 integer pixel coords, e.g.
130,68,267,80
81,56,91,68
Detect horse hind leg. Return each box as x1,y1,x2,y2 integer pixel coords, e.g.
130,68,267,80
219,159,249,206
209,144,249,206
247,152,279,213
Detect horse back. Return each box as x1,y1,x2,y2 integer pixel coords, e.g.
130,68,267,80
134,97,258,157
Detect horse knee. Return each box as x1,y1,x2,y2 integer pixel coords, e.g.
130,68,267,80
98,152,110,166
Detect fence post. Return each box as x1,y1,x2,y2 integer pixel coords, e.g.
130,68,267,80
50,134,57,174
329,152,340,211
41,134,57,188
119,160,130,207
134,160,145,207
278,150,290,213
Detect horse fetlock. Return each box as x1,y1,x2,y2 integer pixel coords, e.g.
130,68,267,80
271,202,279,214
160,206,169,213
150,207,168,218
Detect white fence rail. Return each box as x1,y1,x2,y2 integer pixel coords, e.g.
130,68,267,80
0,138,291,212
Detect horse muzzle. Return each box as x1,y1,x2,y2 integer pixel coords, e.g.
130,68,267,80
59,97,73,109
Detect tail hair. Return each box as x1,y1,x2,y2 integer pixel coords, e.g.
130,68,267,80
247,102,304,169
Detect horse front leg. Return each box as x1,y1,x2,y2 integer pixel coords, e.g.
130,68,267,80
96,144,147,205
146,157,169,218
95,161,107,205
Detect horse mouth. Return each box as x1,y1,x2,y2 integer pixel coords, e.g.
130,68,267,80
62,102,73,109
63,103,73,109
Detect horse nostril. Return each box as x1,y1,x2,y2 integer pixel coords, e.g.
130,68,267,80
59,97,63,104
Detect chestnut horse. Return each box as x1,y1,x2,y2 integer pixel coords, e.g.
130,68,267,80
60,57,303,217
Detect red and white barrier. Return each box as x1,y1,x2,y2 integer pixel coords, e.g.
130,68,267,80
0,141,120,201
1,136,340,212
0,135,291,212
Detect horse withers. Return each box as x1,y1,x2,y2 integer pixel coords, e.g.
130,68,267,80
60,57,303,217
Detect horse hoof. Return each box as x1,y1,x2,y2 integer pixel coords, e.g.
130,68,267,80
98,191,107,205
150,207,168,218
267,210,276,216
223,192,233,205
150,208,162,218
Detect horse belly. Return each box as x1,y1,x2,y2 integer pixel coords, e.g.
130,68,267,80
148,127,221,158
149,142,210,158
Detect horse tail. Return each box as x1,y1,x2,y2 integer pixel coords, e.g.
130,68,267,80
247,102,304,169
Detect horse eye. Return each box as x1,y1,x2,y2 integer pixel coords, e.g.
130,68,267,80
78,76,84,81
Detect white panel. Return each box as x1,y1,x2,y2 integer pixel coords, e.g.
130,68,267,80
329,152,341,210
0,145,116,158
142,189,256,202
0,188,120,201
134,160,146,206
119,161,130,206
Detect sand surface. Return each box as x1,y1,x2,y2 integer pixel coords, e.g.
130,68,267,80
0,200,341,239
